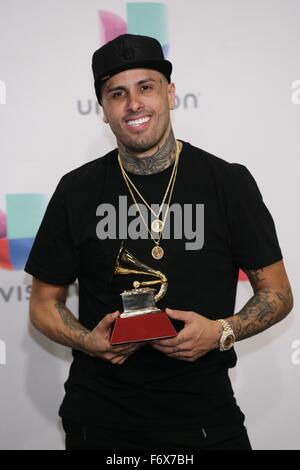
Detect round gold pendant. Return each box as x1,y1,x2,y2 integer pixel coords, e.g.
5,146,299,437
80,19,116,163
152,245,164,259
151,219,164,233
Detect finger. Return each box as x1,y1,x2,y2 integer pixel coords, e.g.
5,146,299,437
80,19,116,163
151,342,167,353
168,354,193,362
110,355,126,365
151,342,186,354
151,341,175,351
110,351,133,365
152,340,195,357
109,343,138,355
169,348,209,361
159,349,188,360
151,331,187,348
165,308,192,322
97,311,120,331
110,339,142,350
105,351,126,362
166,350,196,362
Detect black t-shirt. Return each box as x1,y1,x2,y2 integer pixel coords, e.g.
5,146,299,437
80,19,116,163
25,141,282,430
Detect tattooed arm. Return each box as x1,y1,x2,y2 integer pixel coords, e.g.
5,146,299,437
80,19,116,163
227,260,293,341
151,259,293,362
29,277,141,364
151,260,293,362
29,277,91,352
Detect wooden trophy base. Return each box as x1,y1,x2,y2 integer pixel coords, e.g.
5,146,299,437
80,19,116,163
110,310,177,345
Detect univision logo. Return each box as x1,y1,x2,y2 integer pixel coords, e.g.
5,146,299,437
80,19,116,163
99,3,169,57
77,3,200,115
0,194,47,270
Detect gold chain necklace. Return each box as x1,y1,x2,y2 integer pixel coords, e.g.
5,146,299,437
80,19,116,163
119,140,180,234
118,141,181,259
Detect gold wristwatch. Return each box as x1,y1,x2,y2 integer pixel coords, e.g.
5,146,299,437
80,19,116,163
217,319,235,351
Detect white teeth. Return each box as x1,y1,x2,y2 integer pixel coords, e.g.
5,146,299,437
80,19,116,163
126,116,151,126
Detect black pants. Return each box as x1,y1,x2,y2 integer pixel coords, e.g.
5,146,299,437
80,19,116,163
63,419,252,450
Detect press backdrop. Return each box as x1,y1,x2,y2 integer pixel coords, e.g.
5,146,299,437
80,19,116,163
0,0,299,450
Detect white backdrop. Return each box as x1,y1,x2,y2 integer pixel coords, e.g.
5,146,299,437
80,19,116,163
0,0,299,450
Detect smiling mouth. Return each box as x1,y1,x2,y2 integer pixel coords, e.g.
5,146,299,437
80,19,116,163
125,115,152,128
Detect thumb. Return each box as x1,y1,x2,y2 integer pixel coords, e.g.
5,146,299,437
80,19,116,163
97,311,119,330
165,308,190,322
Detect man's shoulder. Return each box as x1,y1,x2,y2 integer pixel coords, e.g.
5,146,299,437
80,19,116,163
185,141,243,169
57,149,117,191
184,141,248,182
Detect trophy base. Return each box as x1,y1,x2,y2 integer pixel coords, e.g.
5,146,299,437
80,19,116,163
110,310,177,345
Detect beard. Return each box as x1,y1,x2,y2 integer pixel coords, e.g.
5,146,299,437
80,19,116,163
114,122,171,155
122,135,161,153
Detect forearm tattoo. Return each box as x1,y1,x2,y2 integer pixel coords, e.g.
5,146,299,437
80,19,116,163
55,302,90,347
228,268,293,341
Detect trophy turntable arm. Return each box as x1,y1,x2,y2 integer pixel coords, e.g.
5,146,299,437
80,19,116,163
132,275,168,302
133,280,161,288
132,280,168,302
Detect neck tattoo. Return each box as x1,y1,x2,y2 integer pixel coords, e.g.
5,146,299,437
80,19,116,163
118,131,177,175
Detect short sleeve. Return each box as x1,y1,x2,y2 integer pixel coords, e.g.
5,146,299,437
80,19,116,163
24,177,79,285
228,164,283,270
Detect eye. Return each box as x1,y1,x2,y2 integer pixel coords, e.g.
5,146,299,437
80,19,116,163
111,90,126,99
140,85,153,93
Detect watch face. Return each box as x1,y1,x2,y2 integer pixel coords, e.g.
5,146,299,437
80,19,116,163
218,320,235,351
223,334,235,350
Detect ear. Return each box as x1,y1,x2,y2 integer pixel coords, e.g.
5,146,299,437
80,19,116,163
103,113,108,124
168,82,176,110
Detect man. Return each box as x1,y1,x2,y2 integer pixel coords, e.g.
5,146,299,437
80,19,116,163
25,34,293,450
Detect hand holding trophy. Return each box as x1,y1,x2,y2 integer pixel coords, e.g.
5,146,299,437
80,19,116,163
110,244,177,345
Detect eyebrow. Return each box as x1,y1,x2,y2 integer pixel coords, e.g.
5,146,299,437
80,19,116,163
105,77,157,94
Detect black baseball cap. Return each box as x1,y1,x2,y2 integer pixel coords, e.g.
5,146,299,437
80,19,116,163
92,34,172,105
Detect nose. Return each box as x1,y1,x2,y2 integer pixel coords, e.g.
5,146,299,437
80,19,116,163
126,90,144,113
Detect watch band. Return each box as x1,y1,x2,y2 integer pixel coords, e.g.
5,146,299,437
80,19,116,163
217,319,233,333
216,319,235,351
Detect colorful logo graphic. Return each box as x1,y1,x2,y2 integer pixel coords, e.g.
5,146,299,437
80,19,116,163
99,3,169,57
239,270,248,281
0,194,47,270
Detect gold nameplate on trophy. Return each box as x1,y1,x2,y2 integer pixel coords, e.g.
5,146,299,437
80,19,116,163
110,245,177,345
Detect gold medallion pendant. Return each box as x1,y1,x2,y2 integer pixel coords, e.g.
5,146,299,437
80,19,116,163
118,140,182,264
152,245,164,260
151,219,164,233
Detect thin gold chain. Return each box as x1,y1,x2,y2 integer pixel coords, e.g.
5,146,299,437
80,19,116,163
118,143,180,247
119,151,179,245
118,141,180,219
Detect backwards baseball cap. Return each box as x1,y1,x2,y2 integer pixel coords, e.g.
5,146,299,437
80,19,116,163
92,34,172,105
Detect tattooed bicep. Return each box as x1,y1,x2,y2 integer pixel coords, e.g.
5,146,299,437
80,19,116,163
244,268,267,290
244,260,290,293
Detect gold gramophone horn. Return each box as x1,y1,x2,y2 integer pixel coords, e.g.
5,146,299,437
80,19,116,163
114,244,168,302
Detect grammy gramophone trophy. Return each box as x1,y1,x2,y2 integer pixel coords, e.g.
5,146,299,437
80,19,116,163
110,245,177,345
